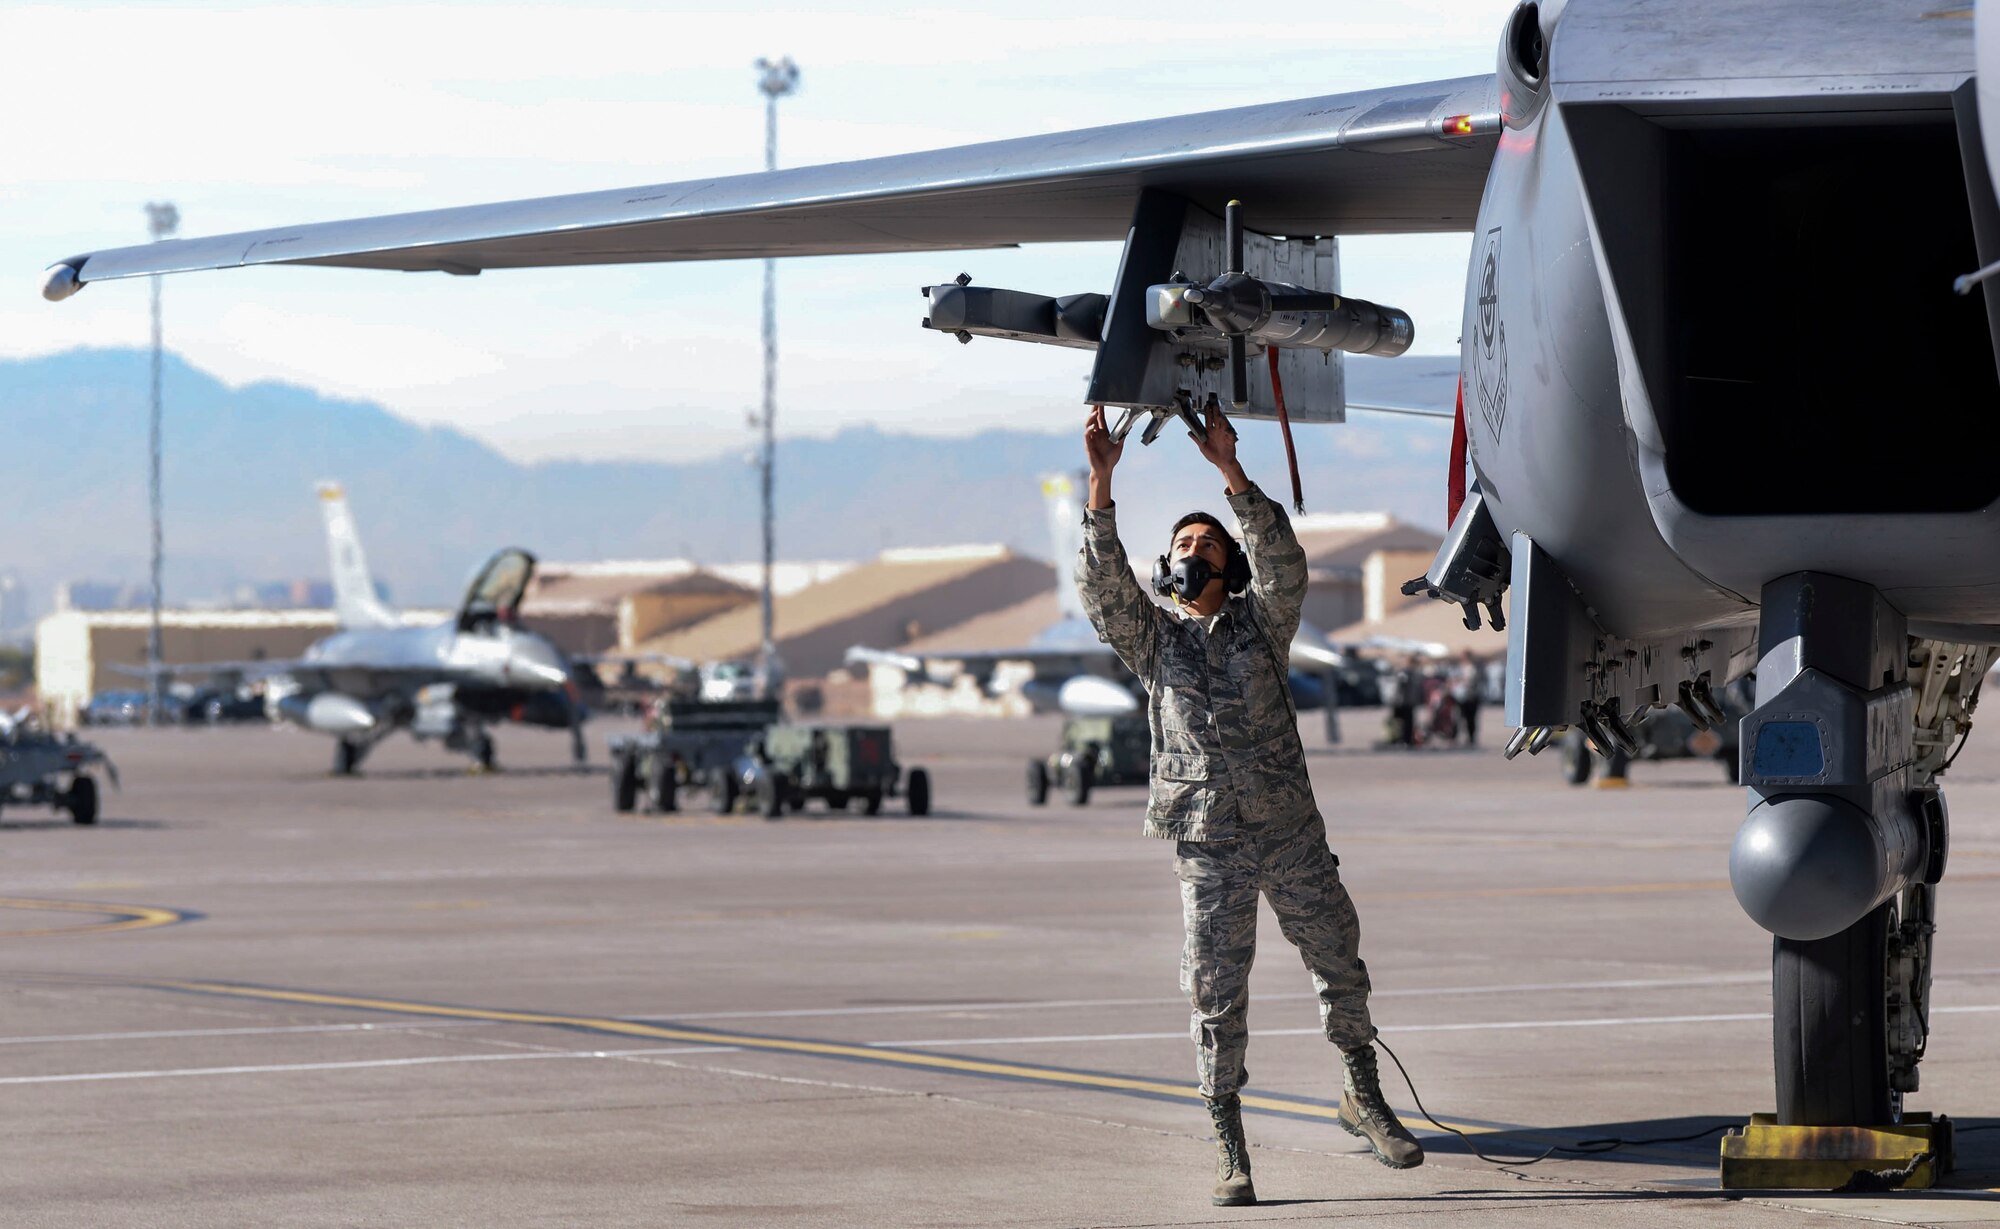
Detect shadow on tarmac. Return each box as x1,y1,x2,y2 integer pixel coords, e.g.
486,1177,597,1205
1418,1114,2000,1199
0,817,168,832
285,764,602,783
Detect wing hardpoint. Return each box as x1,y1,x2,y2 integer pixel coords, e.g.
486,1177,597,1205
48,77,1496,289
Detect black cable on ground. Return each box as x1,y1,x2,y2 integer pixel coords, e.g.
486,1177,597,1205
1373,1037,1733,1167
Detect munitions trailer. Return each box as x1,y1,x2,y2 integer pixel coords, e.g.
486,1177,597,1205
751,723,929,818
608,697,781,815
1028,714,1149,806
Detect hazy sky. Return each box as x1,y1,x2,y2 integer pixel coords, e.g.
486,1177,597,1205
9,1,1513,463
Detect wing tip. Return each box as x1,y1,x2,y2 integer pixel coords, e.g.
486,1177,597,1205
41,261,84,303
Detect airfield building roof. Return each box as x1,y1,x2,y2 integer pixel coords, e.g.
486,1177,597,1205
640,546,1054,678
1292,512,1442,574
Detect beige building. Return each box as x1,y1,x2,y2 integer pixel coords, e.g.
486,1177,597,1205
1291,512,1442,631
521,561,756,658
639,545,1055,680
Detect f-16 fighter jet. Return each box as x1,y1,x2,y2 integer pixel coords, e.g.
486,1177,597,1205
162,485,587,774
44,0,2000,1169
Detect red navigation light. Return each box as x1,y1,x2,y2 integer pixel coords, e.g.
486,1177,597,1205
1443,114,1475,137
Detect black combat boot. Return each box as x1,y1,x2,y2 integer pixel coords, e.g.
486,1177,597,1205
1337,1045,1425,1168
1205,1093,1257,1206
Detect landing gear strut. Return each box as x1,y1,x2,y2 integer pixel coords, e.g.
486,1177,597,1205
1721,573,1979,1188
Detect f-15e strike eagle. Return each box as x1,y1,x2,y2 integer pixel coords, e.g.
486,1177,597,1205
45,0,2000,1166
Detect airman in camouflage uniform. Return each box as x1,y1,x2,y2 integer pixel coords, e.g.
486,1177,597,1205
1076,404,1423,1205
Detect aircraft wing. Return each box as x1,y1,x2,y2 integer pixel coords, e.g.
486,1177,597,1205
106,660,306,680
46,76,1496,294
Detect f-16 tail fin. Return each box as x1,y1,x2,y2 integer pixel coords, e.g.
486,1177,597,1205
1042,472,1087,623
316,482,398,629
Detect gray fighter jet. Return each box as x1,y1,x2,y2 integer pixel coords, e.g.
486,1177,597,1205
187,485,586,774
43,0,1991,1138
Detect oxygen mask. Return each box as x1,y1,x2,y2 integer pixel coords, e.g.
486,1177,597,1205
1154,554,1219,605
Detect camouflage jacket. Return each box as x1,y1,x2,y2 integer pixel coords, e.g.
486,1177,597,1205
1075,482,1314,842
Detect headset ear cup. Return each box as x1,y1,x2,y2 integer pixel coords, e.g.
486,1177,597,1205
1151,555,1174,597
1226,545,1252,593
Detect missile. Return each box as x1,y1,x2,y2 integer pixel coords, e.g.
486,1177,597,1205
1147,279,1414,358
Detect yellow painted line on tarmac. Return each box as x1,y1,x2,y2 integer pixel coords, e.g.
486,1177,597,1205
0,898,193,939
147,978,1497,1136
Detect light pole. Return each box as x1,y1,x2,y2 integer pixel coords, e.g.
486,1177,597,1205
754,56,798,693
145,201,178,723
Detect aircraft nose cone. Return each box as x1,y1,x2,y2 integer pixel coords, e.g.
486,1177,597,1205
1730,794,1882,941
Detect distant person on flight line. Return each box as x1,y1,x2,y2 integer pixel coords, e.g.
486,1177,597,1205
1075,403,1423,1207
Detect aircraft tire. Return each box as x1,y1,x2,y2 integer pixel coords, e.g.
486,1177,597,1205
1561,729,1592,786
1026,760,1049,806
65,775,98,826
713,773,738,816
907,767,931,817
1773,902,1892,1125
648,758,677,813
334,739,360,777
473,733,496,771
612,752,639,812
760,773,787,820
1721,752,1740,784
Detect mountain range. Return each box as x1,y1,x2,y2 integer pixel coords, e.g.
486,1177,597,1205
0,347,1457,620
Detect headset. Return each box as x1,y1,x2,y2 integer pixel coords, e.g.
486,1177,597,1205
1151,531,1252,601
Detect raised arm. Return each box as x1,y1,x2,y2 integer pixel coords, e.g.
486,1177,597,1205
1229,481,1308,649
1189,405,1306,648
1077,406,1168,680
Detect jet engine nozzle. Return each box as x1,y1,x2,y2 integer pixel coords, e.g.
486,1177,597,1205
1730,793,1922,940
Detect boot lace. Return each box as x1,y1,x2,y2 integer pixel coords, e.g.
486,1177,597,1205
1206,1096,1251,1174
1345,1048,1397,1129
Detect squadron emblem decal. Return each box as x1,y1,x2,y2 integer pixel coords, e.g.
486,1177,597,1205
1474,227,1508,439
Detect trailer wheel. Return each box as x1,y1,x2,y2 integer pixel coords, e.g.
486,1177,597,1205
1064,758,1093,806
825,790,850,811
612,752,639,813
862,789,884,816
649,758,678,813
760,773,787,819
906,768,931,816
65,775,99,826
1026,760,1049,806
713,772,739,816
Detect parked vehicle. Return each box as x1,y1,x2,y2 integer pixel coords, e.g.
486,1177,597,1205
82,690,150,727
609,697,781,815
0,710,116,824
1028,714,1149,806
184,686,267,725
747,723,928,818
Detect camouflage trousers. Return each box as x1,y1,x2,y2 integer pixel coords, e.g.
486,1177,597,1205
1173,814,1374,1097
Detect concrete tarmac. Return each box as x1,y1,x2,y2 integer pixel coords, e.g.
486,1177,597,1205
5,711,2000,1227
